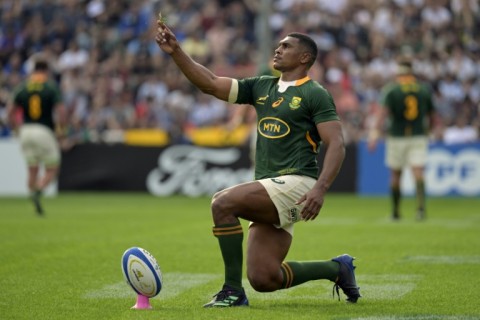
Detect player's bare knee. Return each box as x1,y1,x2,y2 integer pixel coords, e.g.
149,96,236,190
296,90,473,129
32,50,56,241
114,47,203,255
211,191,226,213
247,271,279,292
211,190,235,222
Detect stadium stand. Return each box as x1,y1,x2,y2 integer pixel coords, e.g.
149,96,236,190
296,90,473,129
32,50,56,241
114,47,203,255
0,0,479,146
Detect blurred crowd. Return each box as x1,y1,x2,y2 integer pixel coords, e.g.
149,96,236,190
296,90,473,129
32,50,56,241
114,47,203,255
0,0,479,147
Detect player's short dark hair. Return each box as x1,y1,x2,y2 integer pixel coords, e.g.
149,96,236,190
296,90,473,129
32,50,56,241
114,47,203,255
396,56,414,75
33,59,49,71
398,59,412,69
287,32,318,67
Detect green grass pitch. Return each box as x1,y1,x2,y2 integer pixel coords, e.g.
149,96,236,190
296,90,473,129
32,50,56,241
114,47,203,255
0,193,479,320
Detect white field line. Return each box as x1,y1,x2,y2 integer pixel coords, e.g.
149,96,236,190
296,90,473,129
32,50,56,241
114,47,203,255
402,256,480,264
302,217,479,228
84,273,422,302
83,272,219,300
352,317,479,320
245,274,421,301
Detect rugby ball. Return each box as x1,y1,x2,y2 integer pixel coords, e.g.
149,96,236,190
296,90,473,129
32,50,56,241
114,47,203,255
121,247,162,298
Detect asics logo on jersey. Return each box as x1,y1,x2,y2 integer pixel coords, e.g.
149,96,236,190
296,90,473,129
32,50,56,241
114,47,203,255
272,97,284,108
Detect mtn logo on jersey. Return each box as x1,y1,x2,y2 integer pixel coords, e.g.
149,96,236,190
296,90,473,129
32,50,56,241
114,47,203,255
289,97,302,110
258,117,290,139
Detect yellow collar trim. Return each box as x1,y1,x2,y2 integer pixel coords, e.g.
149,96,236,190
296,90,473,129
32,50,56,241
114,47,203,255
295,76,311,86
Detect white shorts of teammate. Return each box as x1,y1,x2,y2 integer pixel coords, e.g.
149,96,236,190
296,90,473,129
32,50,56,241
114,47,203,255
256,175,317,236
385,136,428,170
19,123,60,167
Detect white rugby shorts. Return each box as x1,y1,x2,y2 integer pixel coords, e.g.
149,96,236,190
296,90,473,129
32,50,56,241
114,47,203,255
385,136,428,170
19,123,60,167
257,175,317,235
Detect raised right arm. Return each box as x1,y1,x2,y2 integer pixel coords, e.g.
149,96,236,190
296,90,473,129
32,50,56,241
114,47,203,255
155,21,235,102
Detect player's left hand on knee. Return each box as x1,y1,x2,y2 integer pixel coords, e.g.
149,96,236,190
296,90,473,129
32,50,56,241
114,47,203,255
296,194,323,221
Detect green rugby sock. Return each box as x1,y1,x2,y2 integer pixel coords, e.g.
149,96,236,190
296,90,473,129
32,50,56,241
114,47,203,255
391,186,401,215
416,180,425,211
280,261,340,289
213,223,244,290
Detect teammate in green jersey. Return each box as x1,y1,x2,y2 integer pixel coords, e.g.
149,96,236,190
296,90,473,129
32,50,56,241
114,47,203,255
156,19,360,307
368,58,435,221
7,56,65,215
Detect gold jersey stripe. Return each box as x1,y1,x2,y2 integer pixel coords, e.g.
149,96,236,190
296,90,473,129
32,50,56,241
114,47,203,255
305,131,317,152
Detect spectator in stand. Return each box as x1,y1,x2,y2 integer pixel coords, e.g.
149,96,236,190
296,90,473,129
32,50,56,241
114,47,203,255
421,0,452,32
205,16,235,61
438,72,465,105
57,40,89,73
134,95,158,129
60,67,90,122
443,111,479,145
187,92,228,128
104,91,136,131
182,29,211,63
446,45,476,82
2,52,27,77
125,30,162,70
135,72,169,105
117,1,151,44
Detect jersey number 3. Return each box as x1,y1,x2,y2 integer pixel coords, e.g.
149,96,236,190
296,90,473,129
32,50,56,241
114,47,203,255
28,94,42,120
404,95,418,121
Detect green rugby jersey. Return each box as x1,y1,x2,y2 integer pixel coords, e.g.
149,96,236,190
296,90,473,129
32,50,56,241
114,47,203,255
234,75,339,180
380,75,434,137
13,74,62,131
